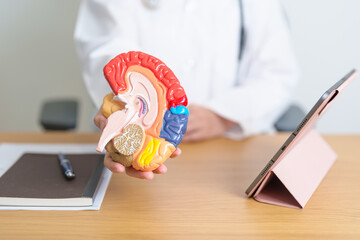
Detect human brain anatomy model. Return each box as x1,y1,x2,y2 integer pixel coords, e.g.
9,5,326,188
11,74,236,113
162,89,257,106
96,51,189,171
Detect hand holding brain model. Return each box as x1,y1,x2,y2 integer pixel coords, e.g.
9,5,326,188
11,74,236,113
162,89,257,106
96,51,189,172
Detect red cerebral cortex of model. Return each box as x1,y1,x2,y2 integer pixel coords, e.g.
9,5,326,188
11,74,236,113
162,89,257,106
97,51,189,172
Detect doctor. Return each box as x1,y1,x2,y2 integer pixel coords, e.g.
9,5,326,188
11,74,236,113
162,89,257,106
75,0,298,179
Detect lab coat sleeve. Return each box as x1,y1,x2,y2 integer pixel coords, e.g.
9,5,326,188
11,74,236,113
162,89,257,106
74,0,141,108
202,0,299,139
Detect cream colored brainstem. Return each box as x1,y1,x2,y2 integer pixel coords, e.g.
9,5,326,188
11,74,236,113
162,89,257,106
113,124,144,155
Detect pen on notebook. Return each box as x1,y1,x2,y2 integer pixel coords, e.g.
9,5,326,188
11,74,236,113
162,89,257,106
58,152,76,179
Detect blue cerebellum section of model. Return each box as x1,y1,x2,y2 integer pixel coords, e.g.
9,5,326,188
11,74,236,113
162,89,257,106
159,106,189,147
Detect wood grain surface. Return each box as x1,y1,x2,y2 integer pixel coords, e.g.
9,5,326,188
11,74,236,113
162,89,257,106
0,132,359,240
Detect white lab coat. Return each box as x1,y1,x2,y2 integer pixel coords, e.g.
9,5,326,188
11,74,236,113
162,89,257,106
74,0,299,139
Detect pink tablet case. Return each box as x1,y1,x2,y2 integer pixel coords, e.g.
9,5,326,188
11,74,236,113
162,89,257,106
253,129,337,209
248,69,357,209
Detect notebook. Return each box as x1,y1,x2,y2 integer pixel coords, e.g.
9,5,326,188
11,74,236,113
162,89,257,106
0,153,104,207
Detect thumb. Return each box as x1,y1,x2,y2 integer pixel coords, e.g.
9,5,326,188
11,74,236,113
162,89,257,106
94,108,107,131
99,118,106,131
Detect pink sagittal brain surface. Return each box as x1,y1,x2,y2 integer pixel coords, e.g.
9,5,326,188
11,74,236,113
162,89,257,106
97,51,189,172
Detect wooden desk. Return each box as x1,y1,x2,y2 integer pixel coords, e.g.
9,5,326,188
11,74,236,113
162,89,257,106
0,132,360,239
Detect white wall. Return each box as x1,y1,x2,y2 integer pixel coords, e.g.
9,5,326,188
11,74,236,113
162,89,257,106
0,0,359,133
0,0,93,132
282,0,360,133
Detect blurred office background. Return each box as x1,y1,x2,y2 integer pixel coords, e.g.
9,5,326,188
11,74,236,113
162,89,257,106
0,0,359,133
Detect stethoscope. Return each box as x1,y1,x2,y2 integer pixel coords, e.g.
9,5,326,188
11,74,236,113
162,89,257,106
141,0,246,61
142,0,160,9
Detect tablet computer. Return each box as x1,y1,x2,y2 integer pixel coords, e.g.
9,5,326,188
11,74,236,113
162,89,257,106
245,69,358,197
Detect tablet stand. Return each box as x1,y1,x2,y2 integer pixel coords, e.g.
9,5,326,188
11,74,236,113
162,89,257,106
253,129,337,209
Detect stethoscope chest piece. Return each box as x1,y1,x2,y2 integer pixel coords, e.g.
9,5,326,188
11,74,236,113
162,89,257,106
142,0,160,9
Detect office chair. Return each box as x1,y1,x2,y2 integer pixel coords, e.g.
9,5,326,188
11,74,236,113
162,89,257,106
274,104,305,132
40,99,78,130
